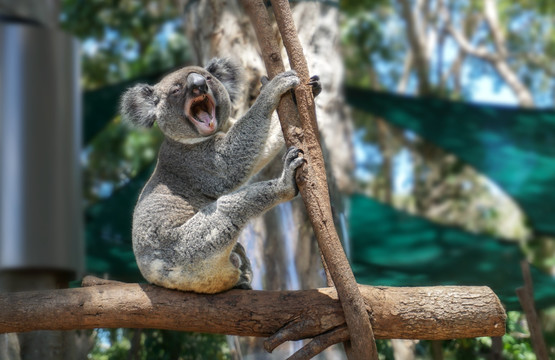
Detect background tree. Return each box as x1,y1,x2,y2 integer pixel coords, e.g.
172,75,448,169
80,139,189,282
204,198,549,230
342,0,555,358
342,0,555,240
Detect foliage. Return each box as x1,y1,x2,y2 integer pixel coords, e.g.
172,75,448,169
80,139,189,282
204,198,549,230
342,0,554,242
340,0,555,106
88,329,231,360
61,0,188,204
342,2,554,358
83,119,163,203
142,330,230,360
61,0,189,89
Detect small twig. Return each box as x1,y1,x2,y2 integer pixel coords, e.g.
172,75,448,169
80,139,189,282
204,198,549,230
287,326,349,360
264,316,342,353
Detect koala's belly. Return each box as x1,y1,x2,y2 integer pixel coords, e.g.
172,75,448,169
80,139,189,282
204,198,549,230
137,243,240,294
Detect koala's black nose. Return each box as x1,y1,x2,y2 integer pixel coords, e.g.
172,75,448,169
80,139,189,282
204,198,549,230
188,73,208,95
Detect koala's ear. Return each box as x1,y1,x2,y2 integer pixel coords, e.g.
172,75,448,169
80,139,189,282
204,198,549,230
120,84,159,128
205,58,244,103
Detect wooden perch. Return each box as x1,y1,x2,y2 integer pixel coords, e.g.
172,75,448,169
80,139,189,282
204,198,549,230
241,0,378,358
0,282,506,345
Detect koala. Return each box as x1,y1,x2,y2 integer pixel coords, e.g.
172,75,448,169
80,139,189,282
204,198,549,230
120,58,313,294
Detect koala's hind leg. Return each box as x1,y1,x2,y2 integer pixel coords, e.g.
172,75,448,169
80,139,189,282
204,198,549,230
231,242,253,290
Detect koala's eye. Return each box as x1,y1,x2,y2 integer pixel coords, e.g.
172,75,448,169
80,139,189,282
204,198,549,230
170,84,182,95
205,75,212,82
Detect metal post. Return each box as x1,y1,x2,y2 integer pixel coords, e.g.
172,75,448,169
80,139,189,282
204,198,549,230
0,1,82,358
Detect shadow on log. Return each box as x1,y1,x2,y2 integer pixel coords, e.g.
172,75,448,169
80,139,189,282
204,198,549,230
0,280,505,349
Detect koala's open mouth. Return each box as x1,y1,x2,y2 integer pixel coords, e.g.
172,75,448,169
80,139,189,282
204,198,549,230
185,94,217,136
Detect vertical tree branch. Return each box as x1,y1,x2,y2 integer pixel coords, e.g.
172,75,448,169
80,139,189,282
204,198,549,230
241,1,378,359
516,261,548,360
483,0,507,57
398,0,432,95
397,50,413,92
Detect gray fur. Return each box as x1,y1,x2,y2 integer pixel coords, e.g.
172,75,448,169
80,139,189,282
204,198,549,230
120,84,159,127
120,58,303,293
205,58,243,103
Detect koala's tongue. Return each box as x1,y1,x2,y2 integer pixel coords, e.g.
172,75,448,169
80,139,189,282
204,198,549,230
188,95,217,135
196,111,214,129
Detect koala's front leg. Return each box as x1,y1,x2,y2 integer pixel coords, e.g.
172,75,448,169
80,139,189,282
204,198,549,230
216,71,299,177
213,147,305,224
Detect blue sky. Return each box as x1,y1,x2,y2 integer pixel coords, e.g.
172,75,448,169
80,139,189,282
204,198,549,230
470,77,518,106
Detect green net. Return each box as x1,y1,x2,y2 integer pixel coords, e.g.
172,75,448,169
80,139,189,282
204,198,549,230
85,165,153,282
84,72,166,143
350,194,555,310
347,87,555,236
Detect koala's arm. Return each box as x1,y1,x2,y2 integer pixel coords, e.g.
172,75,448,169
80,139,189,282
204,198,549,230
250,113,285,176
212,71,299,183
246,74,322,176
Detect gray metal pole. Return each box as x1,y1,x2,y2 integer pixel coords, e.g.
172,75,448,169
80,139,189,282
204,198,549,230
0,1,83,358
0,0,60,28
0,23,82,276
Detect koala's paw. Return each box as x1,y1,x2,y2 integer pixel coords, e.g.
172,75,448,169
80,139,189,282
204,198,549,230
279,146,306,199
267,70,300,96
231,243,252,290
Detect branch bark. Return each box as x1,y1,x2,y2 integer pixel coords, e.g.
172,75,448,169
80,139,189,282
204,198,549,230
0,282,506,342
241,1,378,358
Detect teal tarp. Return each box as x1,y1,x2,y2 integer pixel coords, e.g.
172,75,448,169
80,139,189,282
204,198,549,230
84,72,166,143
347,88,555,236
350,194,555,310
85,165,153,281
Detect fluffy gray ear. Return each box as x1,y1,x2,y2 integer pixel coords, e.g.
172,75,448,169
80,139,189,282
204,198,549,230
120,84,159,127
205,58,243,103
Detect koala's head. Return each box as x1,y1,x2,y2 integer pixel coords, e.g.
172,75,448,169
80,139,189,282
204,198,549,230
120,58,243,142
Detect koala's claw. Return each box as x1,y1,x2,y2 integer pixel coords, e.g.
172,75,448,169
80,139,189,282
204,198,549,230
308,75,322,98
233,282,253,290
283,146,304,165
280,146,305,197
290,74,321,105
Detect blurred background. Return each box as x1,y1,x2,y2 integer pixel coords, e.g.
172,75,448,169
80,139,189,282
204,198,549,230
1,0,554,359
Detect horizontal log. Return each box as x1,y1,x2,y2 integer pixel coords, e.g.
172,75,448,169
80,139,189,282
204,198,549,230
0,283,505,341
